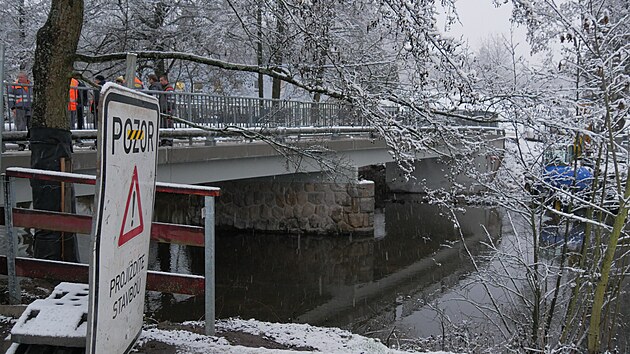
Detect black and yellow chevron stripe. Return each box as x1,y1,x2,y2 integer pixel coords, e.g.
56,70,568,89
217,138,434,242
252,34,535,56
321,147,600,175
126,130,145,140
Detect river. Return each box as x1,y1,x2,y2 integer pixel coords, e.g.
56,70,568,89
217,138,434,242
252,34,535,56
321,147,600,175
5,189,629,351
144,193,509,348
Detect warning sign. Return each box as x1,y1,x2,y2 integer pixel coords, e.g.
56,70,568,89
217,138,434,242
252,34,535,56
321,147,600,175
87,84,160,354
119,166,144,246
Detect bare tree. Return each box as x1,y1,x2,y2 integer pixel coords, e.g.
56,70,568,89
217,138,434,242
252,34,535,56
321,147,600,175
437,0,630,351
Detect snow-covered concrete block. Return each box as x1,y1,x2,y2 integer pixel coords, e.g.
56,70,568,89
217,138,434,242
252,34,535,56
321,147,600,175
10,282,89,347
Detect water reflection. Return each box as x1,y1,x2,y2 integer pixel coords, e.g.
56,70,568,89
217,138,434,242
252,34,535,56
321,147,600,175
0,193,502,339
147,194,502,336
310,197,501,335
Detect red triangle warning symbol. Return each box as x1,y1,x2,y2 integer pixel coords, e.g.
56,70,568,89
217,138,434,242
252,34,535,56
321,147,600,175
118,166,144,246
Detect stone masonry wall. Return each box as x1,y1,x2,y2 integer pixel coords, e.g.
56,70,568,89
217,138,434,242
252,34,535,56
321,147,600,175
214,179,374,235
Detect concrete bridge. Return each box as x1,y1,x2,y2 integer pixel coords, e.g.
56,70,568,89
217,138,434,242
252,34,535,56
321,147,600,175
1,86,505,235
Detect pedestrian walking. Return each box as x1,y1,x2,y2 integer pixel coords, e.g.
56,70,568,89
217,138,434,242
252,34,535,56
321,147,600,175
148,74,167,125
7,71,32,150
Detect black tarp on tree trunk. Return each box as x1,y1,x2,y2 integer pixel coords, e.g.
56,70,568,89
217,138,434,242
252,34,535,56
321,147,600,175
29,127,78,262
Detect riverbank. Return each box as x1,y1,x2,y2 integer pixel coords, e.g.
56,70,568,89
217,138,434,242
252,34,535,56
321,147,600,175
0,308,452,353
0,277,451,353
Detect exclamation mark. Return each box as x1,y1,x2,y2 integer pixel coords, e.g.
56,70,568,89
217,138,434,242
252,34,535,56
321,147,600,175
131,191,135,226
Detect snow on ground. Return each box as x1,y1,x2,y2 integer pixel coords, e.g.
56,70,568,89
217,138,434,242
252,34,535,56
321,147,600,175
136,318,456,354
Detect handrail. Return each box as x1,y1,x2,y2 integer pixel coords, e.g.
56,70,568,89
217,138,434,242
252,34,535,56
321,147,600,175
2,81,498,135
5,167,220,196
0,207,205,247
0,256,205,296
2,82,361,131
1,166,219,335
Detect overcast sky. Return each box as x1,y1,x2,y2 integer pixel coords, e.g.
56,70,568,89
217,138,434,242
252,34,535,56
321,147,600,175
444,1,531,55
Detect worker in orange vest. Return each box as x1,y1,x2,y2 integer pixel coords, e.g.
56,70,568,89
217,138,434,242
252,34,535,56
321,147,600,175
7,72,32,150
115,75,144,89
68,76,79,129
133,76,144,89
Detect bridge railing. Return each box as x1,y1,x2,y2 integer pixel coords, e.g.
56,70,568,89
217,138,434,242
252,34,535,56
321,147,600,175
2,82,497,135
2,82,366,131
1,167,220,335
148,90,363,128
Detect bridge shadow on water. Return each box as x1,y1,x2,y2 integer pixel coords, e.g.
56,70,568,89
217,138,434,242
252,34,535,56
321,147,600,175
144,193,502,338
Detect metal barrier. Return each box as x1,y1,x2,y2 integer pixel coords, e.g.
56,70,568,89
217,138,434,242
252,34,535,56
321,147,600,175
141,89,362,128
1,82,497,137
1,167,220,335
2,82,363,132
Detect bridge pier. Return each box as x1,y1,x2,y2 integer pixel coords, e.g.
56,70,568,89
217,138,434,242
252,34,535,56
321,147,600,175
213,173,375,235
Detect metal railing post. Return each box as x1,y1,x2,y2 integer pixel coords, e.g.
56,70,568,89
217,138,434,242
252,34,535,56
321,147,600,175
124,53,137,89
205,133,216,147
0,43,5,152
3,174,21,304
187,94,192,123
204,195,215,336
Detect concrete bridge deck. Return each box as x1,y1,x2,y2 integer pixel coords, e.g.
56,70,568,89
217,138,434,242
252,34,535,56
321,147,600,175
1,126,505,204
2,134,392,201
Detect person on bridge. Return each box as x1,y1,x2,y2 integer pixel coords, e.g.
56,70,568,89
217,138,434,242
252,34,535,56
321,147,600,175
115,75,144,89
159,74,175,147
68,75,80,130
74,73,89,131
7,72,32,150
90,74,106,124
133,76,144,90
147,74,161,92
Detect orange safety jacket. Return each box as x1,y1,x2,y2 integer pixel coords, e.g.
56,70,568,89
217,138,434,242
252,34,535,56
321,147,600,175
134,77,143,89
11,82,29,104
68,78,79,111
8,80,31,109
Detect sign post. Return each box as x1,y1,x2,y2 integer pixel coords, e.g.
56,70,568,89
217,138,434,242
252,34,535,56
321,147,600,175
86,84,160,354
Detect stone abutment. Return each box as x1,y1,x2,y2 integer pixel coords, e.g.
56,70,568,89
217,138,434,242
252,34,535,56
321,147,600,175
213,174,375,235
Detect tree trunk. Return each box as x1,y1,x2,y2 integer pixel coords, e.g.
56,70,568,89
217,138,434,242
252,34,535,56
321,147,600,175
152,2,169,76
257,5,264,99
30,0,83,261
588,82,630,352
17,0,27,70
271,2,284,100
32,0,83,129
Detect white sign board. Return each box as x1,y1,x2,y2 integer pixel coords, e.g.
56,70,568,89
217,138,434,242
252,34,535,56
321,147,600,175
87,84,160,354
